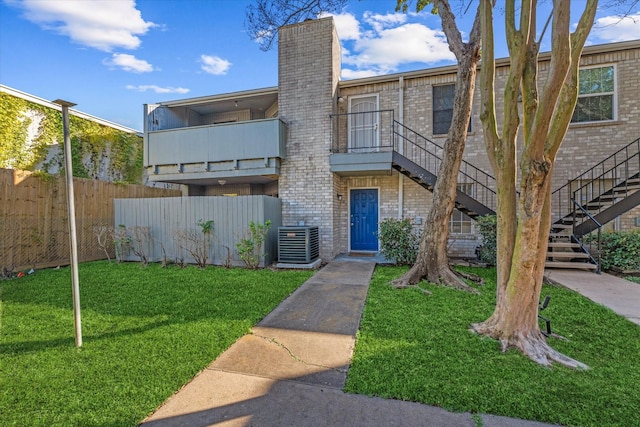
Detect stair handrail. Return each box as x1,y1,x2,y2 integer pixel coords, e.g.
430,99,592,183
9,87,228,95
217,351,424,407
571,198,602,274
392,120,498,211
552,137,640,224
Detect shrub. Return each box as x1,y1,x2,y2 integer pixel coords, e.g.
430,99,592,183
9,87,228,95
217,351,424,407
378,218,419,265
236,220,271,269
592,230,640,271
173,219,214,269
476,215,497,266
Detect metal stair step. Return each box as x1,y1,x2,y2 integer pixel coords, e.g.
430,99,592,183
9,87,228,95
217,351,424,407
547,241,581,248
544,261,598,270
552,223,578,229
549,230,573,237
546,251,591,259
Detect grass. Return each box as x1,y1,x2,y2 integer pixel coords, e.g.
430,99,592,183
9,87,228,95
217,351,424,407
0,261,313,427
625,275,640,284
345,266,640,427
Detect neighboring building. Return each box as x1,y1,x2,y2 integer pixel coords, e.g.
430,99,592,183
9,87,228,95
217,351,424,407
142,17,640,268
0,84,177,188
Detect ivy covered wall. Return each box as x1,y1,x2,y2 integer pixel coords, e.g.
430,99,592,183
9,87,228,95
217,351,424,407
0,91,144,184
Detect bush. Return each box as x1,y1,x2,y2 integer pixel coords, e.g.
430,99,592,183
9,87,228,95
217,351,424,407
593,230,640,271
378,218,419,265
236,220,271,269
476,215,497,266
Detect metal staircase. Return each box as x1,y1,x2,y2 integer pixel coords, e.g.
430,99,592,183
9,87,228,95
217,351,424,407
548,138,640,271
391,121,496,220
330,110,640,271
391,124,640,272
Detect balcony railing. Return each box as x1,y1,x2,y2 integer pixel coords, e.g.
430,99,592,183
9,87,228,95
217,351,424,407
145,118,287,179
330,110,395,153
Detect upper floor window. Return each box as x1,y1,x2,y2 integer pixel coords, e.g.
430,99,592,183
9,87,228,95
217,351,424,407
433,84,471,135
571,65,616,123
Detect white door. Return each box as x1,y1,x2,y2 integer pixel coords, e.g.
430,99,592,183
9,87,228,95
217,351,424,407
348,96,379,152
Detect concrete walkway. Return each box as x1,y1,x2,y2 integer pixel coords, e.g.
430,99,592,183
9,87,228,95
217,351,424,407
141,260,556,427
545,269,640,326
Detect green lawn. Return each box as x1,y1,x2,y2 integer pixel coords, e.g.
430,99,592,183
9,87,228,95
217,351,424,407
345,266,640,427
4,262,639,426
0,261,313,427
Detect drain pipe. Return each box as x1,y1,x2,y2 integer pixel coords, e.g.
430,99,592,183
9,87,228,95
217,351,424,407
398,76,404,220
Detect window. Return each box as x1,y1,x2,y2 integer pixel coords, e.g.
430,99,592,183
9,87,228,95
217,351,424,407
450,183,474,234
433,84,471,135
571,65,615,123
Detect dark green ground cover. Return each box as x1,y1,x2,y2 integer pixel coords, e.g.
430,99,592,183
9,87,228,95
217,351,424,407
0,261,312,426
346,266,640,427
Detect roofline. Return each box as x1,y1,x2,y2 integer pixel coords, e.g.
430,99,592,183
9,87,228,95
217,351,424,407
339,39,640,88
155,86,279,107
0,84,141,135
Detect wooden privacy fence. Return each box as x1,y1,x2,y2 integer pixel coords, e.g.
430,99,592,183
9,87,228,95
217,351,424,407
115,196,282,267
0,169,181,272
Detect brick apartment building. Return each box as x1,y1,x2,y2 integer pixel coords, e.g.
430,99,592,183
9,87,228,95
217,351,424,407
140,17,640,269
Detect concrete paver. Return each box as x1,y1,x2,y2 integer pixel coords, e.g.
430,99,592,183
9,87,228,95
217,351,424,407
142,261,640,426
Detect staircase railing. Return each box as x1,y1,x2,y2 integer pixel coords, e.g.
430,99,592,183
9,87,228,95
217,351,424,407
571,199,602,273
392,120,497,212
551,137,640,228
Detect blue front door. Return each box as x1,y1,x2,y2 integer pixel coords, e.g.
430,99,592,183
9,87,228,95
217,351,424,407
350,189,378,251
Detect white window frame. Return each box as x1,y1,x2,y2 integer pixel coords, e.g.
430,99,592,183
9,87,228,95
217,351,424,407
348,94,380,152
450,183,474,234
571,64,617,124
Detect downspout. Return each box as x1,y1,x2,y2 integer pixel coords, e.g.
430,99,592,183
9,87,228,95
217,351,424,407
398,76,404,219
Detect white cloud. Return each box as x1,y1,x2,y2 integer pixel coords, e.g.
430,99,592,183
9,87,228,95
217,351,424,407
590,13,640,43
323,12,360,40
362,11,407,34
13,0,155,51
126,85,190,94
341,68,380,79
104,53,154,73
330,11,454,78
200,54,231,75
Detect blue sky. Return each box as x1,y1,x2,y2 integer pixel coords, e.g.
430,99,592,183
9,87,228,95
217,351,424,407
1,0,639,132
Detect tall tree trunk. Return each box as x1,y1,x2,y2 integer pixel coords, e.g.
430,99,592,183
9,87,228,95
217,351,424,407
392,1,481,292
473,0,597,369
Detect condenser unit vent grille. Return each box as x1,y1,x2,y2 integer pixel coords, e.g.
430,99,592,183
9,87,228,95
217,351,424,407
278,226,319,263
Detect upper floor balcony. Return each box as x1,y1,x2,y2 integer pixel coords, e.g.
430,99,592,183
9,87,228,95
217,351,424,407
145,118,287,185
329,109,395,176
143,89,284,185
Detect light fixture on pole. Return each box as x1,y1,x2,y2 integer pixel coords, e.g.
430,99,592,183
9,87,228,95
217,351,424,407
53,98,82,348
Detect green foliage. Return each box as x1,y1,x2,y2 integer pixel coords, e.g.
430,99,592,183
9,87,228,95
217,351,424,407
346,265,640,427
0,91,143,183
0,261,313,426
476,215,497,266
626,276,640,284
593,230,640,271
378,218,419,265
0,92,36,169
396,0,438,14
236,220,271,269
197,219,214,235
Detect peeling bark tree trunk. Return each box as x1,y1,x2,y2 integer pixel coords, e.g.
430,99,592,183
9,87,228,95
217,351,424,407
472,0,597,369
392,0,481,292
